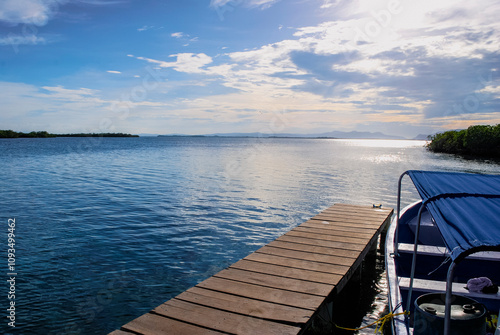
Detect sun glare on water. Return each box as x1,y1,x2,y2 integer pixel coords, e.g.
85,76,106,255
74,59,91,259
335,139,427,148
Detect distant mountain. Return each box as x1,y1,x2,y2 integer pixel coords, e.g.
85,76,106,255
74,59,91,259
413,134,430,140
313,130,406,140
157,130,410,139
198,130,406,139
207,132,305,138
139,133,161,137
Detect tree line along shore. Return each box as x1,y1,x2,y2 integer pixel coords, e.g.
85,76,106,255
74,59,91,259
426,124,500,158
0,130,138,138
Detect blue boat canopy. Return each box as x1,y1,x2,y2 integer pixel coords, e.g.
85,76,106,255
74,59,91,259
406,170,500,261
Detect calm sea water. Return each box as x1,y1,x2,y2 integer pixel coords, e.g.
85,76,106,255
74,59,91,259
1,137,499,334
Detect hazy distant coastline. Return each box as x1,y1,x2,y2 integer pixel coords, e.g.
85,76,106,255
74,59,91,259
158,130,428,140
0,130,139,138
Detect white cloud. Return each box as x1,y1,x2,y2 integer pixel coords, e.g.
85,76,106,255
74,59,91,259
77,0,126,4
107,70,121,74
246,0,280,9
320,1,335,9
137,53,213,74
0,34,47,46
171,32,184,38
210,0,280,10
210,0,230,7
0,0,64,26
40,86,99,100
137,25,153,32
0,0,125,26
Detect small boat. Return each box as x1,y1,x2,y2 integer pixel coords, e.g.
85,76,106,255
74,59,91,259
385,170,500,335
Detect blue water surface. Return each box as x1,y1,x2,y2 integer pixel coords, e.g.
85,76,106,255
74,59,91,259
1,137,498,334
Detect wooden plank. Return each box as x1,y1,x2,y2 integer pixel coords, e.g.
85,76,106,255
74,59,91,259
318,211,390,221
214,268,334,296
326,203,393,213
196,276,324,311
154,299,301,335
322,205,392,216
398,243,500,261
326,203,391,210
310,214,385,227
230,259,342,285
298,222,378,236
302,218,360,227
398,277,500,301
320,204,386,212
176,286,313,324
285,230,369,245
276,234,364,251
300,219,379,232
292,225,375,239
122,312,226,335
316,205,389,217
309,217,384,228
306,214,382,229
266,240,359,259
256,245,356,267
244,252,350,275
313,216,387,225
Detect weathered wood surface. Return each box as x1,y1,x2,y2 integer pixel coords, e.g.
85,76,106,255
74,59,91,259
111,204,393,334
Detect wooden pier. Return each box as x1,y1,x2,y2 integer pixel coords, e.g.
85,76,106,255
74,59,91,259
110,203,393,335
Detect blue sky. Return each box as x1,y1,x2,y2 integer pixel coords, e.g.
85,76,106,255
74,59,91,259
1,0,499,137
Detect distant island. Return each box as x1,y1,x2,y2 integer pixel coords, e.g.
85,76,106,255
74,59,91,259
426,124,500,158
0,130,139,138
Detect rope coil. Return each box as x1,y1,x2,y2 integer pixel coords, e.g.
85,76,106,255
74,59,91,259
333,311,410,334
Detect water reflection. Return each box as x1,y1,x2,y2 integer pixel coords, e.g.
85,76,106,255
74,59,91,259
334,139,427,148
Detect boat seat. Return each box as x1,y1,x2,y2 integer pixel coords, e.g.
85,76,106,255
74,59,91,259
398,277,500,301
397,243,500,261
398,243,447,257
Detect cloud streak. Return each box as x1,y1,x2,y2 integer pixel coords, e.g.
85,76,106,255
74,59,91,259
0,34,47,45
210,0,280,10
137,53,214,74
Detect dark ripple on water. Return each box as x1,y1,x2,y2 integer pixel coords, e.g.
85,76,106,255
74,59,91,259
1,137,498,334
